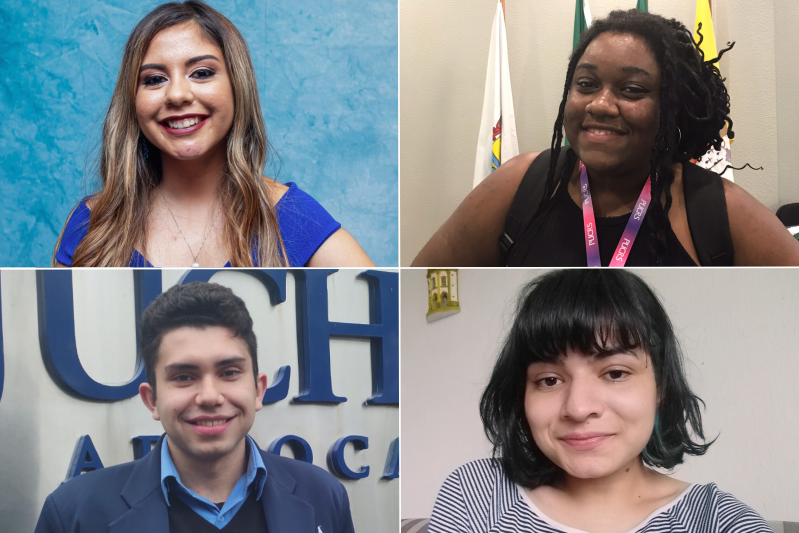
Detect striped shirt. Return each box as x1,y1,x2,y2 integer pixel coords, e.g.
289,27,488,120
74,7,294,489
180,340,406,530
429,459,773,533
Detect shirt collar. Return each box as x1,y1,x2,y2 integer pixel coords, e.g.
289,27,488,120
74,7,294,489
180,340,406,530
159,435,268,506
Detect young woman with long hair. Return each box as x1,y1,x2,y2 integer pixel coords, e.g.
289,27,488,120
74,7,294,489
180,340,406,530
54,0,373,267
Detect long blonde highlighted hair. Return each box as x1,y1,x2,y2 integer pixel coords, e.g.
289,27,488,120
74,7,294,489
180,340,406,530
54,0,287,267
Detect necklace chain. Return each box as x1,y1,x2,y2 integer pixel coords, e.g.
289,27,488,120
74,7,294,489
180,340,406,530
159,189,220,267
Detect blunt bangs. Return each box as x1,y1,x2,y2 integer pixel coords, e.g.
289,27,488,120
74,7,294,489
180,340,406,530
512,270,663,368
480,270,713,489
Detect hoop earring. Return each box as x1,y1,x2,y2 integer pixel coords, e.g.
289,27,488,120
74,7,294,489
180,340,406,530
676,127,682,147
140,137,149,160
654,414,660,433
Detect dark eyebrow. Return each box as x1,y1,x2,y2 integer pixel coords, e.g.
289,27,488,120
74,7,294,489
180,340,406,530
575,62,652,79
163,356,247,373
620,65,652,78
139,54,220,74
590,350,642,361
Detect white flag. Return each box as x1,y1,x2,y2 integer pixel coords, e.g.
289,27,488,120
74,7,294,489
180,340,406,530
473,1,519,188
694,135,734,181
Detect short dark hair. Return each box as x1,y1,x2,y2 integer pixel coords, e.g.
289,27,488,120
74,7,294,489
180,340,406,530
542,9,735,265
140,282,258,395
479,270,713,489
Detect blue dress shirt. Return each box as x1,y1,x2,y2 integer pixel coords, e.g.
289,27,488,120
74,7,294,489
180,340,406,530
160,435,267,529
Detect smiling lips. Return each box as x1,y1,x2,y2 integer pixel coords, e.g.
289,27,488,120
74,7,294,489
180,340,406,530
582,124,626,142
560,433,613,451
187,415,235,435
159,114,209,136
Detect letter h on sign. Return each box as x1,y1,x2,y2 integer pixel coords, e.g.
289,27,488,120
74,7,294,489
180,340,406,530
33,269,399,405
293,270,399,405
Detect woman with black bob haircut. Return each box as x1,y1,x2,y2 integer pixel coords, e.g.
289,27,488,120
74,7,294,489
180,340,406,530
429,270,771,532
413,10,799,267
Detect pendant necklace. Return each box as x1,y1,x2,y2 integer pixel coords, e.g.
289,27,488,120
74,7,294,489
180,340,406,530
159,189,220,268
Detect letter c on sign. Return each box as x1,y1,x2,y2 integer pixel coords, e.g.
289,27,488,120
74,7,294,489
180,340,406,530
327,435,370,479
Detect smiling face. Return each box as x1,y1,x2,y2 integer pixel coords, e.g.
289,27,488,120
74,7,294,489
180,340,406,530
564,32,661,176
135,21,234,161
524,349,658,481
140,326,266,465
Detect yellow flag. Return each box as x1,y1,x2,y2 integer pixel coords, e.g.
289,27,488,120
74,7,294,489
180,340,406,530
694,0,717,62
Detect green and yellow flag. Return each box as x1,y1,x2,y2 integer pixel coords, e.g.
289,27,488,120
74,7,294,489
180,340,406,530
573,0,592,51
694,0,717,61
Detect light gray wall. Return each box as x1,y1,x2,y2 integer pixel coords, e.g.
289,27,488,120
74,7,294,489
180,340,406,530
0,269,398,533
774,0,799,206
400,0,794,265
401,268,799,522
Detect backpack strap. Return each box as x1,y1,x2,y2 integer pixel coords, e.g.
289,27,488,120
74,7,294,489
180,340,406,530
499,147,573,265
682,163,734,266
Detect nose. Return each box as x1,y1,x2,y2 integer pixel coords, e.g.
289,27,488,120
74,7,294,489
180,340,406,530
585,87,619,119
164,74,194,107
560,375,603,422
195,376,224,407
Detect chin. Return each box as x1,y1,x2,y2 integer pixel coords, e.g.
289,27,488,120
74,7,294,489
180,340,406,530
563,460,620,480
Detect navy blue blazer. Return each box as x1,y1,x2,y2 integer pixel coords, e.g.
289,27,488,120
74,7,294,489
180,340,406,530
34,435,355,533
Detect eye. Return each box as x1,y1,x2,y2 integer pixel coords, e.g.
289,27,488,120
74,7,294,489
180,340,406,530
173,374,194,383
605,369,630,381
221,368,242,378
143,75,166,86
622,85,648,97
575,79,597,90
192,68,215,80
535,376,562,389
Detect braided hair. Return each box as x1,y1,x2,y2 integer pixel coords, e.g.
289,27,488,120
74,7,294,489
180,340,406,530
541,9,734,265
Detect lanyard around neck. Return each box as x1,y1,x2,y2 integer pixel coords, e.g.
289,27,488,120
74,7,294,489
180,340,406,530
579,161,653,267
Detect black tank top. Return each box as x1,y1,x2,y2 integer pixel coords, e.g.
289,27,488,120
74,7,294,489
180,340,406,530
504,149,732,267
509,173,697,266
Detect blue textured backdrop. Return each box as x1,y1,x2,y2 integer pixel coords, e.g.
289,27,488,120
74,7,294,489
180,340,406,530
0,0,398,266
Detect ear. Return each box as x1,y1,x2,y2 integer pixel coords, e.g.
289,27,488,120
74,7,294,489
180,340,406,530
139,382,161,421
254,372,268,411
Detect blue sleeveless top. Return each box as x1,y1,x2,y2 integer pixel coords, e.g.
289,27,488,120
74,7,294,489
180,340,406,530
56,182,341,267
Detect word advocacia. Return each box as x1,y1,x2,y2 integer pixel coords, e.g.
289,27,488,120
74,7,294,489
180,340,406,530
68,434,399,481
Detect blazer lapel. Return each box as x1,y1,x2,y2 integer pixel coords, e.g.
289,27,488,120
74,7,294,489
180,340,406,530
260,452,317,532
109,434,170,533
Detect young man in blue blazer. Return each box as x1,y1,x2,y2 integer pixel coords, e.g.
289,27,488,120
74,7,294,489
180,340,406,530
34,282,355,533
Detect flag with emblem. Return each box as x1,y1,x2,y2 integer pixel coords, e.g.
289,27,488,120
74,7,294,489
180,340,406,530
692,0,734,181
473,0,518,188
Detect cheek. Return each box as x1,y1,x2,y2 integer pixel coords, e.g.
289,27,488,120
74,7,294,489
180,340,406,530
524,392,553,439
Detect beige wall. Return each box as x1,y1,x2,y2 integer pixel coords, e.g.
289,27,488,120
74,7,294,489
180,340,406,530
400,268,799,521
400,0,795,265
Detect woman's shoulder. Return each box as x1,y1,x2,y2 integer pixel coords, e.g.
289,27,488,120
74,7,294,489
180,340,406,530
672,483,771,531
271,181,342,266
54,197,94,266
441,458,511,493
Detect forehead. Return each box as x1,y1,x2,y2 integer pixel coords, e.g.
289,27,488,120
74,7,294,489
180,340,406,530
578,32,660,81
142,21,223,62
157,326,249,368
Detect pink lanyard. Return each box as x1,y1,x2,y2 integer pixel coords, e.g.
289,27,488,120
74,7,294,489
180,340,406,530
579,161,653,267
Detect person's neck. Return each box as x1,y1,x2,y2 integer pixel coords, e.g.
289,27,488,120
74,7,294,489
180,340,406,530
159,145,226,208
167,438,249,504
557,457,654,509
584,163,651,218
